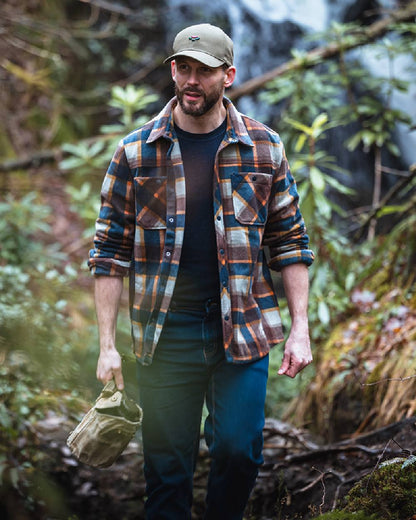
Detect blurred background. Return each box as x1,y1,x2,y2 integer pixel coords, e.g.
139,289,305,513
0,0,415,518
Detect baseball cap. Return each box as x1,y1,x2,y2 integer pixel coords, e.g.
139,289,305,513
164,23,234,68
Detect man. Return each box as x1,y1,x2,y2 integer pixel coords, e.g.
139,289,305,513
89,23,314,520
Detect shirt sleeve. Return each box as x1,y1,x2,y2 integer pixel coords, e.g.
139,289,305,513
88,140,135,276
263,143,315,271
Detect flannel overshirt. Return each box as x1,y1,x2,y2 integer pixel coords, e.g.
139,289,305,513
89,97,314,365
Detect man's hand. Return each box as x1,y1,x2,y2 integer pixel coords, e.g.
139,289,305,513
278,327,313,378
97,346,124,390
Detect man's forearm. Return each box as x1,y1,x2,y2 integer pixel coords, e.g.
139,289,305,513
280,263,309,327
95,275,124,347
94,275,125,388
278,263,312,378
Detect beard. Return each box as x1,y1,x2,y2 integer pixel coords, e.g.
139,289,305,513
175,83,223,117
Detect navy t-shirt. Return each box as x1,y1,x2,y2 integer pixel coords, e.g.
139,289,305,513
172,119,227,306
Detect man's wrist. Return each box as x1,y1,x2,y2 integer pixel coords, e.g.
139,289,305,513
290,316,309,330
99,341,118,353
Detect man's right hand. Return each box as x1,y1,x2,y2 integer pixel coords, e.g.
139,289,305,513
96,346,124,390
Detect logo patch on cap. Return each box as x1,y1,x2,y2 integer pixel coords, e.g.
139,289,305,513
189,35,200,41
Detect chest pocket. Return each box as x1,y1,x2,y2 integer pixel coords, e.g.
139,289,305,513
231,172,273,226
134,177,167,229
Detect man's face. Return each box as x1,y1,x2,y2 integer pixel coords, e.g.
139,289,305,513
172,57,229,117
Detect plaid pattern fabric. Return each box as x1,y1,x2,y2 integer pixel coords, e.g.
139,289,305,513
89,97,314,365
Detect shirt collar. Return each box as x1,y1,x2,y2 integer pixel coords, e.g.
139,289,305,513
146,96,254,147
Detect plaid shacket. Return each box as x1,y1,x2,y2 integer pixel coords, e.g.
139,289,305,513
89,97,314,365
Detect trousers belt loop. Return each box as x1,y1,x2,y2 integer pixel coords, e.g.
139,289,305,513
205,298,219,314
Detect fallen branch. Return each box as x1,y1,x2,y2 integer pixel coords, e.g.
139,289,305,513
79,0,135,17
361,373,416,388
0,133,116,173
0,150,61,172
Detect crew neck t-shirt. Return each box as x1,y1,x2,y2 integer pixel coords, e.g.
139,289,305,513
172,119,227,306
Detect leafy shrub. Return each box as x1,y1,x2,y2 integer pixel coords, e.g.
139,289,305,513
0,190,79,380
0,192,62,267
0,349,88,517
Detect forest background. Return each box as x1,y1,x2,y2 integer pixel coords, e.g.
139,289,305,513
0,0,415,518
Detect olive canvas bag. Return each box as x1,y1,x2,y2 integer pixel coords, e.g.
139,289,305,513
67,380,142,468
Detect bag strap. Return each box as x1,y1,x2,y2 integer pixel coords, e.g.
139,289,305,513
96,380,120,400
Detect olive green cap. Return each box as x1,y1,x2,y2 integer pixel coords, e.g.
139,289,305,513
164,23,234,68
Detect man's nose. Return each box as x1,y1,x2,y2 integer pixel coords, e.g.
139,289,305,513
187,69,199,84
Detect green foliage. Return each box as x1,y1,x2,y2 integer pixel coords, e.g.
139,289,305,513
0,192,62,267
357,173,416,286
262,19,415,167
261,19,416,347
59,84,159,234
262,61,342,136
0,192,75,337
101,85,159,135
59,86,157,175
66,181,101,238
278,112,360,340
60,140,107,174
286,112,353,224
0,191,98,514
0,191,92,413
345,97,410,155
0,349,87,517
60,84,158,174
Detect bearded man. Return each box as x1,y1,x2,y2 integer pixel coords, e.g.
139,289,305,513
89,23,314,520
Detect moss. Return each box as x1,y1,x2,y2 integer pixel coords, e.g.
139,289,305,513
344,460,416,519
312,460,416,519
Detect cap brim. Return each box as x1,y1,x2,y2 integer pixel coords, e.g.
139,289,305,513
164,50,225,68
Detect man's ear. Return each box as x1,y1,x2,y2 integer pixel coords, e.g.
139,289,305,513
224,66,236,89
171,60,176,81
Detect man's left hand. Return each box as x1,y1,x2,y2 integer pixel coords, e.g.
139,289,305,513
278,328,313,378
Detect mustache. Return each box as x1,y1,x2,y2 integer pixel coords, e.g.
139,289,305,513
183,88,204,95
